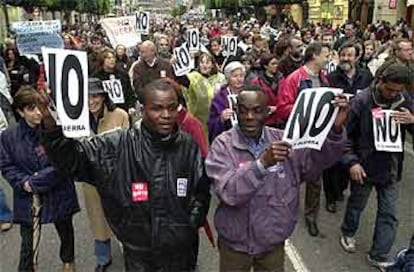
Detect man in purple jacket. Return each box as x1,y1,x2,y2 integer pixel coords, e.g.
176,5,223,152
206,86,349,271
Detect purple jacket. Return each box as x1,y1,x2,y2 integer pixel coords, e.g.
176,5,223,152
207,84,233,144
206,126,346,255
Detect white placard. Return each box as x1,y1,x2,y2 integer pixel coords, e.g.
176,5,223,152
136,11,149,35
372,109,402,152
42,48,90,138
11,20,63,54
102,78,125,104
221,36,238,57
101,16,141,48
172,43,193,76
227,93,238,127
283,88,343,150
187,29,200,53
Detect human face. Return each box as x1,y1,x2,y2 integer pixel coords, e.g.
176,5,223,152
63,36,71,46
265,58,279,75
322,35,333,45
18,105,42,128
91,40,102,53
338,46,357,71
315,47,330,70
140,45,156,64
344,24,355,38
88,94,105,115
7,50,15,61
199,56,213,75
364,44,375,58
237,91,268,139
254,40,267,53
379,81,405,101
210,41,221,55
103,53,116,71
290,39,304,58
158,38,170,52
228,68,246,92
395,41,413,62
143,89,178,136
116,46,126,57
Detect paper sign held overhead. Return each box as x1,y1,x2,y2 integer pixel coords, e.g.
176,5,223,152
221,36,238,57
372,108,402,152
101,16,141,48
136,11,150,35
103,78,125,104
172,43,193,76
187,29,200,53
42,48,90,138
283,88,343,150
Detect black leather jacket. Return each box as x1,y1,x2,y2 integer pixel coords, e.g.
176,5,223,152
41,123,210,265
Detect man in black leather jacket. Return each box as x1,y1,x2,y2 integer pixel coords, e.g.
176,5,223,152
40,79,211,271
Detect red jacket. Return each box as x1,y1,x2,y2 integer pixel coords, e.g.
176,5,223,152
276,66,330,123
250,73,285,126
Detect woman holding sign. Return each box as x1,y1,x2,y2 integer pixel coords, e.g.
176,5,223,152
184,53,226,142
94,48,136,113
208,61,246,143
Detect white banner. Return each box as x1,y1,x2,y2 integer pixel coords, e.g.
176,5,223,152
187,29,200,53
11,20,63,54
42,48,90,138
227,93,238,127
136,11,150,35
103,78,125,104
372,108,402,152
283,88,343,150
172,43,193,76
221,36,238,57
101,16,141,48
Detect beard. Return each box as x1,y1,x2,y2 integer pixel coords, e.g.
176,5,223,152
338,61,352,72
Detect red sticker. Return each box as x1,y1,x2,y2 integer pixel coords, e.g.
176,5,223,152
372,108,384,119
132,182,148,202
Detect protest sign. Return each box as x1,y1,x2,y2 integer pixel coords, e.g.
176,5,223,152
103,77,125,104
372,108,403,152
101,16,141,48
172,43,193,76
136,11,150,35
187,29,200,53
283,88,343,150
11,20,63,54
221,36,238,56
42,48,90,138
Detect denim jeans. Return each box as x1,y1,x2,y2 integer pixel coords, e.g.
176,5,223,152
341,181,399,261
95,239,111,266
0,188,12,222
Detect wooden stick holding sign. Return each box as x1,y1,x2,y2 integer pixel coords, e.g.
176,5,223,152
372,108,403,152
172,43,193,76
282,88,343,150
42,47,90,138
136,11,149,35
102,77,125,104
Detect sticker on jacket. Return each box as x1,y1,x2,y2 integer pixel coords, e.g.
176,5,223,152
177,178,188,197
372,108,402,152
267,163,286,178
132,182,149,202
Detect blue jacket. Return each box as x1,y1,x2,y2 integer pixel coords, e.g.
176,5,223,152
0,120,79,224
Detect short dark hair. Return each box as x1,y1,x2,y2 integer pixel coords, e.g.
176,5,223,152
237,85,268,104
260,53,278,68
13,86,41,111
140,79,178,105
304,42,328,63
339,41,361,58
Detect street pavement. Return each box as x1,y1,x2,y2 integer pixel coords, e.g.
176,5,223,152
0,146,413,272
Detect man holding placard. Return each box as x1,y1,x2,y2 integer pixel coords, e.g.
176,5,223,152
206,87,348,272
340,63,414,271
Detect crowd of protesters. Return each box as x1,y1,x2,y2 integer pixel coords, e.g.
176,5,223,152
0,12,413,272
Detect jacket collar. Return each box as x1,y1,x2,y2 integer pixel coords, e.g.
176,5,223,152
231,126,269,151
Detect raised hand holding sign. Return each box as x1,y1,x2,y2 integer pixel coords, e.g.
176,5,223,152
42,47,90,138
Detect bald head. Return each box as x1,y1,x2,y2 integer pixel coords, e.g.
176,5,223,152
140,40,157,64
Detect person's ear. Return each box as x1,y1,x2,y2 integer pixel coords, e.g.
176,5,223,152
17,109,24,118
